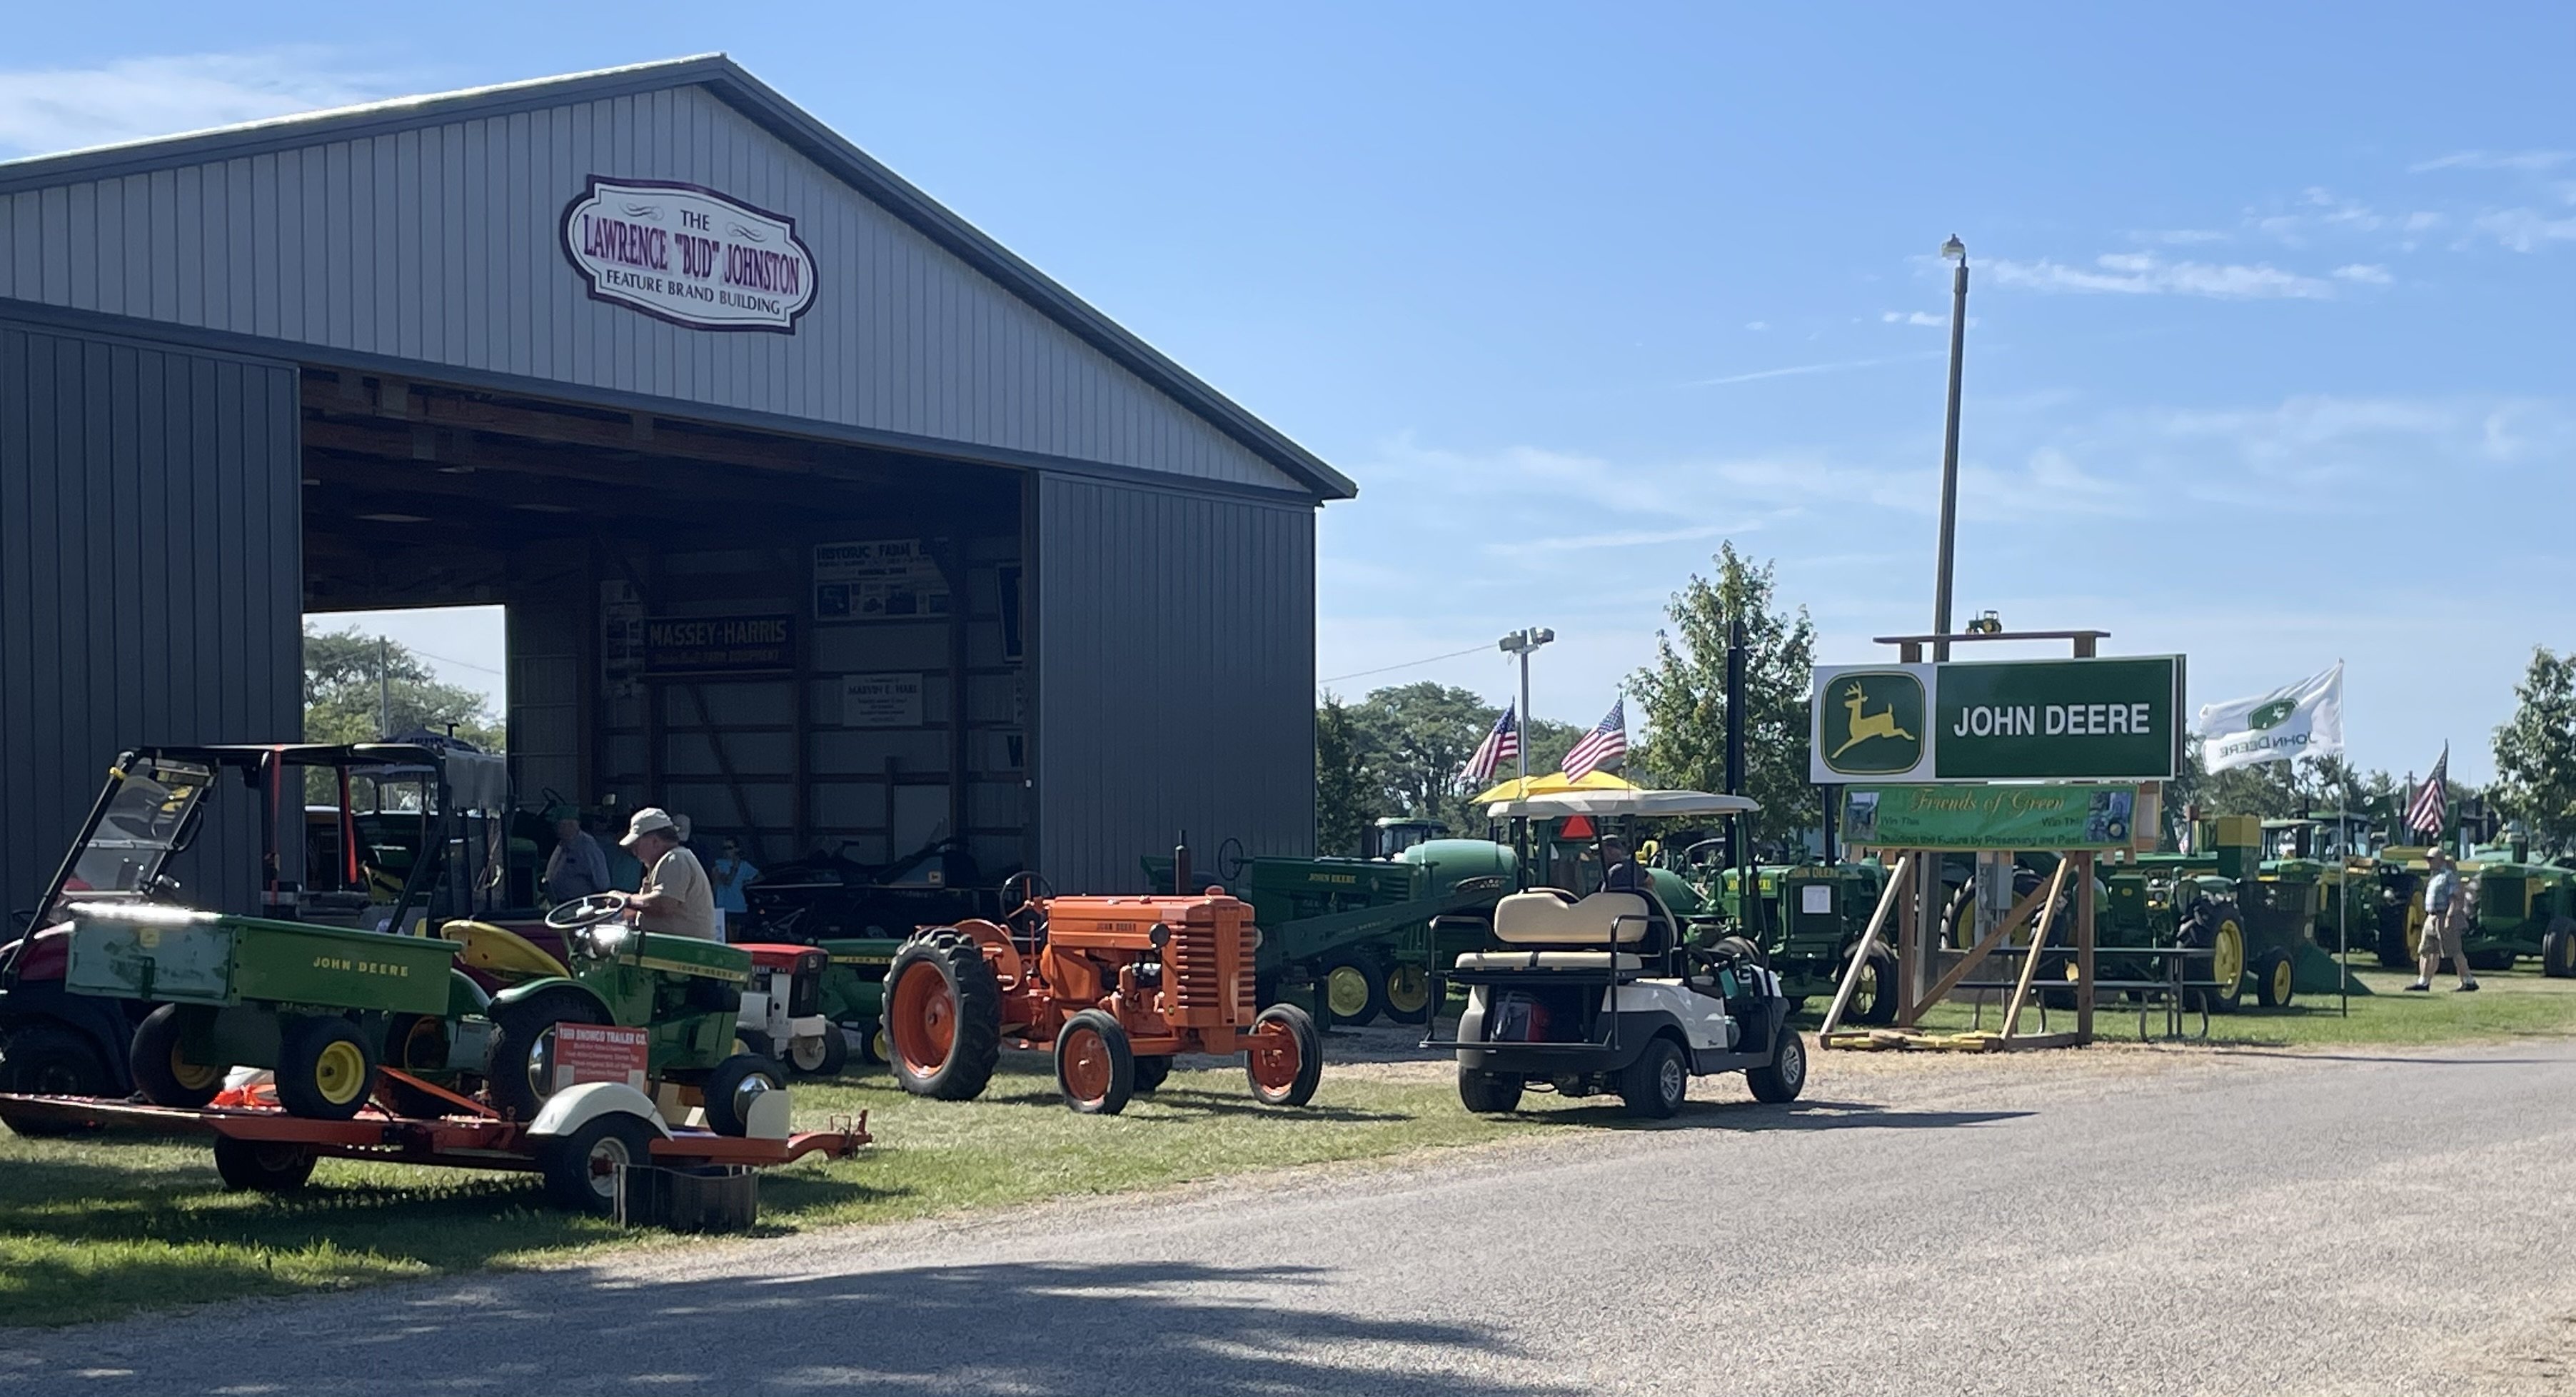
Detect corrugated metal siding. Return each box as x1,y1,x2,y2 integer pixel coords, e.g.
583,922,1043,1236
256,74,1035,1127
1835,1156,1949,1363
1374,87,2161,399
0,317,301,916
1033,476,1314,892
0,85,1304,495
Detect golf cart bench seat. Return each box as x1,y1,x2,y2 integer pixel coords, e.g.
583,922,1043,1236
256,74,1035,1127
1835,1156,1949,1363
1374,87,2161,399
1452,949,1645,971
1489,890,1652,946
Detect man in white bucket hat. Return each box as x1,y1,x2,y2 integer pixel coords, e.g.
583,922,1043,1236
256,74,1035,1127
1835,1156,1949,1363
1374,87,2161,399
613,806,719,941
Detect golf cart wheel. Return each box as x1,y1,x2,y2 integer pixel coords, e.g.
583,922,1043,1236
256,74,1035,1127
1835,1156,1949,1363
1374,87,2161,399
487,991,611,1121
1746,1025,1808,1104
211,1136,318,1193
2375,905,2415,968
1055,1010,1135,1116
539,1110,658,1215
1853,943,1901,1026
276,1016,378,1121
130,1003,226,1109
788,1026,851,1077
379,1013,468,1118
1619,1036,1689,1120
2253,948,2296,1008
1247,1003,1324,1108
1382,962,1434,1026
1131,1054,1174,1095
702,1052,786,1136
885,933,1002,1101
0,1025,115,1136
2543,919,2576,979
1457,1067,1523,1114
1318,953,1386,1028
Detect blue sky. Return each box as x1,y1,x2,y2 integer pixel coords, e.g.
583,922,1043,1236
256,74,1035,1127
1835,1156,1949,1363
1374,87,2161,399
6,4,2571,782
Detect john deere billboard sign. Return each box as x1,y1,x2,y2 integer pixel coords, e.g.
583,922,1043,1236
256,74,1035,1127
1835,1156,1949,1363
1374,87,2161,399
1811,656,2183,783
1842,783,2140,851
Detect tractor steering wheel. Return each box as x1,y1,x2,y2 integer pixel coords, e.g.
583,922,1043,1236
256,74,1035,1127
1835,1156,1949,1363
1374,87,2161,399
1215,837,1249,886
1000,871,1056,922
545,893,627,931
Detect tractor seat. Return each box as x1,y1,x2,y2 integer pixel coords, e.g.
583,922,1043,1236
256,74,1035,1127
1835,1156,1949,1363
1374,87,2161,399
1452,948,1645,971
1490,890,1652,946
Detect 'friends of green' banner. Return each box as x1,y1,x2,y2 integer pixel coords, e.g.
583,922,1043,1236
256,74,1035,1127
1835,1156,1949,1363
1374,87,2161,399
1842,783,2139,851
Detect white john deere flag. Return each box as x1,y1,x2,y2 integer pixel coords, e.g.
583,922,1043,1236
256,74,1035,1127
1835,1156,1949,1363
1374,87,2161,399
2197,663,2344,773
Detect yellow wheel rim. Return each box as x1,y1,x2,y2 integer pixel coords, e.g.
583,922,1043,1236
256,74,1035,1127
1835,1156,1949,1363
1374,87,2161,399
1325,966,1372,1018
169,1051,221,1092
313,1039,369,1106
2273,959,2293,1002
2212,921,2245,989
2405,903,2424,958
1384,964,1430,1014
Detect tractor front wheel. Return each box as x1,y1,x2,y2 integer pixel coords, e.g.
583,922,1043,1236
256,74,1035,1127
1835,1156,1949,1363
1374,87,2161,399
212,1136,318,1193
487,991,611,1121
2543,919,2576,979
1131,1054,1173,1095
1247,1004,1323,1108
702,1053,786,1136
885,933,1002,1101
2253,948,2296,1008
129,1003,225,1109
1318,954,1387,1028
0,1025,116,1136
379,1013,472,1118
1055,1010,1136,1115
1852,943,1900,1026
1382,962,1434,1026
2375,904,2415,968
276,1016,378,1121
788,1026,851,1077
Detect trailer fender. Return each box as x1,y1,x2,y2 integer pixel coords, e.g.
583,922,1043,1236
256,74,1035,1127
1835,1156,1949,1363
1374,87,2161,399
527,1081,670,1141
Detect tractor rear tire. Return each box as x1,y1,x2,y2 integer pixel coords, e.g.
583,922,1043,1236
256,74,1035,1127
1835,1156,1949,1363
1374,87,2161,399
1458,1067,1524,1114
487,991,612,1121
538,1110,657,1215
702,1053,786,1136
1853,943,1901,1026
1055,1010,1135,1116
1746,1025,1809,1104
1131,1055,1173,1095
2375,904,2415,968
1619,1036,1689,1119
1382,962,1434,1026
0,1025,116,1135
1247,1003,1324,1108
2543,920,2576,979
276,1016,378,1121
885,933,1003,1102
130,1003,225,1110
211,1136,318,1193
2253,948,2296,1008
1317,953,1387,1028
2183,905,2247,1014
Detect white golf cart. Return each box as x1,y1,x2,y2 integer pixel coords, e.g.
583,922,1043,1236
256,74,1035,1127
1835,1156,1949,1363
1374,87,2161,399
1424,788,1807,1118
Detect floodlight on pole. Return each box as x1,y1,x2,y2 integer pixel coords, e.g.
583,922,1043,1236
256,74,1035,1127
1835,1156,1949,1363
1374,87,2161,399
1497,627,1554,783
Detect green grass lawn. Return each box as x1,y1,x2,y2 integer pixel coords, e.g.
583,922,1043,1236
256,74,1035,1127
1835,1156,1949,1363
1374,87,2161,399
1888,957,2576,1048
0,1055,1540,1328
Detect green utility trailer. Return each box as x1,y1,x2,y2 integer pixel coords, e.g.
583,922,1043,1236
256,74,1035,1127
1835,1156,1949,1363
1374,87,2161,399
64,903,473,1119
1144,840,1514,1026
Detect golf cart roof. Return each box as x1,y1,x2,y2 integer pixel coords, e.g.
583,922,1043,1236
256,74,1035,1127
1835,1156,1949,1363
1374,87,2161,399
130,742,509,813
1486,788,1761,820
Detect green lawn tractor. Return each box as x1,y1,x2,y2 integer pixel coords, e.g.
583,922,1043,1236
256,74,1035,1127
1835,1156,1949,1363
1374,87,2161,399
443,900,786,1133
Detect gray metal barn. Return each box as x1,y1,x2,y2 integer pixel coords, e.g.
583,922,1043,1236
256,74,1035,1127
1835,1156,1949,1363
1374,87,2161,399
0,56,1349,911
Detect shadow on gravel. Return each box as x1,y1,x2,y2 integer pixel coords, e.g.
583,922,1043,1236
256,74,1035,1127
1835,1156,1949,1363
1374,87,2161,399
84,1259,1581,1397
1514,1098,2033,1133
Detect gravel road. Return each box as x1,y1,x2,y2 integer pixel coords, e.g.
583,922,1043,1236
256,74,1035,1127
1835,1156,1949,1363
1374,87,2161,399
7,1039,2575,1396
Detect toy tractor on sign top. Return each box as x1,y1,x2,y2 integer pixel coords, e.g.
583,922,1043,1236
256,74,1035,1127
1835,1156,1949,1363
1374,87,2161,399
882,871,1324,1115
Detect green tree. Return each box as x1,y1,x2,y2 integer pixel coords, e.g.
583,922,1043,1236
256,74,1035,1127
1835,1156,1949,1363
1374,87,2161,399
1626,543,1818,833
303,625,503,750
1345,682,1501,835
1314,694,1369,856
2492,646,2576,855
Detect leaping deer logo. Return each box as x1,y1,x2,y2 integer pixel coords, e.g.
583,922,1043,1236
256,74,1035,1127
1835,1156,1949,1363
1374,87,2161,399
1829,683,1915,758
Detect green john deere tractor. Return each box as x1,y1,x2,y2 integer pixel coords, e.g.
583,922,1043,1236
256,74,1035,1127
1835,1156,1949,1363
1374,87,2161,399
1693,853,1898,1024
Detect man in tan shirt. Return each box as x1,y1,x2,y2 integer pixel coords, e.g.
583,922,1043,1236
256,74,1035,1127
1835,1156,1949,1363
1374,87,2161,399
614,807,720,940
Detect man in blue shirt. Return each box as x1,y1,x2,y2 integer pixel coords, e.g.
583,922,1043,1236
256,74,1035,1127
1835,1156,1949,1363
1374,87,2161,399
2408,848,2479,993
543,816,612,905
710,837,760,941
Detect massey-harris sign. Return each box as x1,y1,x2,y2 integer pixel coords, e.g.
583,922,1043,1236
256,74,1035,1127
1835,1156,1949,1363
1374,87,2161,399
1811,656,2184,783
562,178,818,332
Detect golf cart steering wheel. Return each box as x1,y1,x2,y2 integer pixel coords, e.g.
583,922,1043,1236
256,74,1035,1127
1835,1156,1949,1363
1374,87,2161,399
1000,871,1056,921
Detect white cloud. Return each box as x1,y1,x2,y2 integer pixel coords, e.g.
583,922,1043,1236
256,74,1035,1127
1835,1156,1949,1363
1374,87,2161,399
0,49,403,157
1987,251,2336,299
2330,263,2393,284
2410,150,2574,174
2133,228,2230,245
2470,206,2576,251
1683,351,1943,388
1743,321,1769,331
1881,310,1945,326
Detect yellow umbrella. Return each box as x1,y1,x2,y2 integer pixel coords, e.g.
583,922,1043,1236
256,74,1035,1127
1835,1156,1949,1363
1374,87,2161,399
1469,770,1639,806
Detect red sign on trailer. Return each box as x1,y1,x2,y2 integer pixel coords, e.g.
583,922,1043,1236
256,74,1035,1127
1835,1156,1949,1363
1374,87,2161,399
551,1023,650,1091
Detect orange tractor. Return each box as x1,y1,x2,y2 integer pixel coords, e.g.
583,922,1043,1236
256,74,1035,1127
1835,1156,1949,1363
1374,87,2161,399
883,873,1323,1114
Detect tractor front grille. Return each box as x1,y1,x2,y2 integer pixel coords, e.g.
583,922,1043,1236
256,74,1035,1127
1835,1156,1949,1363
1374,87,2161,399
1167,918,1255,1026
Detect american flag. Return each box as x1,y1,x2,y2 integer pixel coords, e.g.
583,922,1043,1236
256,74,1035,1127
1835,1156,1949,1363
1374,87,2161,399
1561,698,1629,781
1459,703,1519,786
2407,745,2449,836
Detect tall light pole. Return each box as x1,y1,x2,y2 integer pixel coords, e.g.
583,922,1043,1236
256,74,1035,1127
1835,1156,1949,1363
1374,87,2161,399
1931,234,1969,662
1497,626,1554,786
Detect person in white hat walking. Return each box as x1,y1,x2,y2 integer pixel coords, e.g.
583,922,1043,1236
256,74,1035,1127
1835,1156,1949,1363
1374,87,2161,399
613,807,720,941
